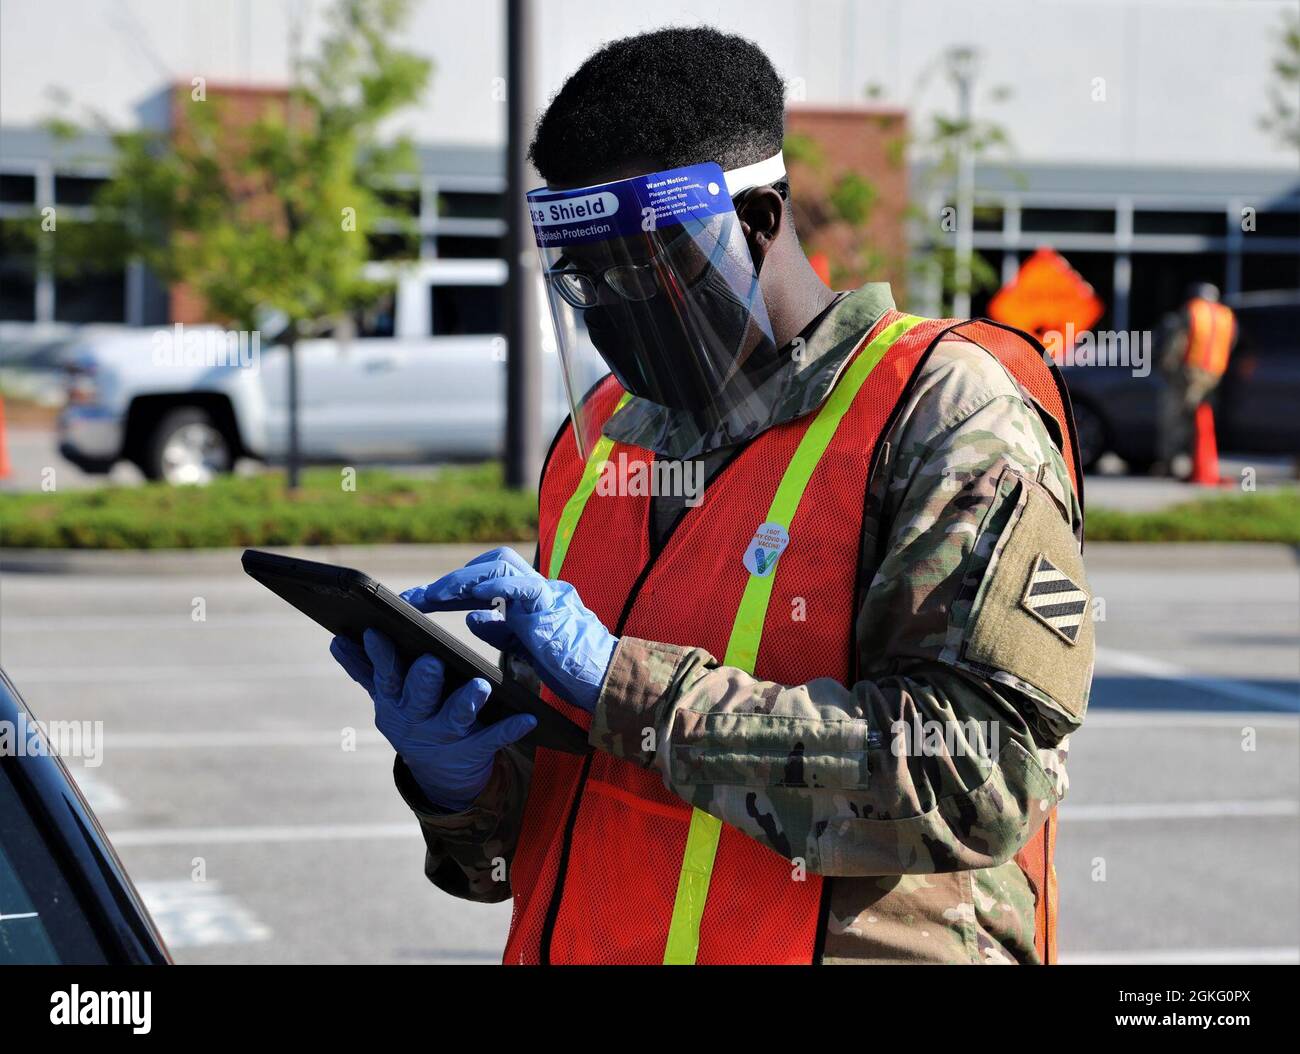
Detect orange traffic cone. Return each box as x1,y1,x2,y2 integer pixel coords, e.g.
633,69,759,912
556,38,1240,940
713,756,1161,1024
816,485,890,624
1190,401,1220,486
0,395,10,479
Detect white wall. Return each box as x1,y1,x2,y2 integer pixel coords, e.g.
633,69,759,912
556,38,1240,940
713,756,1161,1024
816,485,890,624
1,0,1296,169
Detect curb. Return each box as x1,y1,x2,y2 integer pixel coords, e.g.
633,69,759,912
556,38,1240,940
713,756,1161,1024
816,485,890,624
0,541,536,576
1,540,1296,576
1083,541,1300,570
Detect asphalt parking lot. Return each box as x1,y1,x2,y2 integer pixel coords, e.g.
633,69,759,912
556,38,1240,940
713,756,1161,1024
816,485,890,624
1,541,1297,965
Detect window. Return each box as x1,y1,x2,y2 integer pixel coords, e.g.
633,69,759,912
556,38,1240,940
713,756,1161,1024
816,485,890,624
54,268,126,323
374,186,420,217
355,292,396,338
0,218,38,321
1128,251,1227,333
431,284,503,336
0,268,36,321
54,175,107,207
1133,211,1224,237
1241,252,1300,293
973,205,1004,232
0,174,36,204
367,231,417,261
435,235,504,260
438,191,503,220
1021,208,1115,235
1253,211,1300,238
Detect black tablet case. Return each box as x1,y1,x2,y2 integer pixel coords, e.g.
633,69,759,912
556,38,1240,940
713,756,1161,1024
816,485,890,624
241,549,590,755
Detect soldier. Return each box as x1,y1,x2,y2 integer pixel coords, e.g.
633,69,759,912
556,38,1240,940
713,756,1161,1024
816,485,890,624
330,27,1094,964
1154,282,1238,479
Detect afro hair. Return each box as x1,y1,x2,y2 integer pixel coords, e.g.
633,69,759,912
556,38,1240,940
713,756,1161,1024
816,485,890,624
528,26,786,186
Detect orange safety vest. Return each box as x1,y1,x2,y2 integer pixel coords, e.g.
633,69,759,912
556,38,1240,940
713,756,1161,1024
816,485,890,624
504,309,1084,965
1184,298,1236,378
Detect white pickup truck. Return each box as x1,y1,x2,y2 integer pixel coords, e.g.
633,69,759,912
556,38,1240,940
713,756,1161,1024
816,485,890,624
58,260,584,484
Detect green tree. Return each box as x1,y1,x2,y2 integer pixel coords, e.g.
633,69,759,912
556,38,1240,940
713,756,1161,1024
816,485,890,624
783,126,900,289
49,0,430,488
1260,7,1300,153
907,48,1019,315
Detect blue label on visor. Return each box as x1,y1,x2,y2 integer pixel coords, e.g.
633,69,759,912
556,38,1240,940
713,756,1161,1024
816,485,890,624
528,161,733,248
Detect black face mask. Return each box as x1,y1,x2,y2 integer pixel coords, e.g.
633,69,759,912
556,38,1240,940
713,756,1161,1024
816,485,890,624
582,244,773,414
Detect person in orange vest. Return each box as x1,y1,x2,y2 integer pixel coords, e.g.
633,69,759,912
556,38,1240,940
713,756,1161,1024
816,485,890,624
330,27,1093,964
1155,282,1237,479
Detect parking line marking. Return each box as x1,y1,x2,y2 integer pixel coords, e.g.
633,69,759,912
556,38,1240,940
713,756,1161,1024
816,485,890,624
1061,946,1300,965
92,719,1297,748
0,614,305,632
51,716,1299,750
1063,799,1299,821
70,770,128,812
109,822,416,847
106,730,385,748
133,880,271,948
105,798,1300,848
1096,647,1300,710
1085,711,1298,728
4,663,344,683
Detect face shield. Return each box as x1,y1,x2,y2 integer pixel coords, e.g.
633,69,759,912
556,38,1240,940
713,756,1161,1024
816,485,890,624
528,155,785,459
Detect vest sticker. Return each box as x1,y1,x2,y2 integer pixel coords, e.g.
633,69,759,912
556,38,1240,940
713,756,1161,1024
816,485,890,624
743,522,790,577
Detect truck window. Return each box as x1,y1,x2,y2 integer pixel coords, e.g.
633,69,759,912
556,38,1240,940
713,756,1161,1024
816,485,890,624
356,293,397,338
431,284,504,336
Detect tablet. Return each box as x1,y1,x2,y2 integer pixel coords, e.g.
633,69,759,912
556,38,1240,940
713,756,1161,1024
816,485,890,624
241,549,590,755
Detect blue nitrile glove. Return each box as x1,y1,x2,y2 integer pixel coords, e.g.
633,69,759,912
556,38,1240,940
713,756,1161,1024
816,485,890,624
329,628,536,812
402,547,618,714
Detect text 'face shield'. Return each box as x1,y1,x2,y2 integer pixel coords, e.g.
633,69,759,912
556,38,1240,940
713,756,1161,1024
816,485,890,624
528,162,776,459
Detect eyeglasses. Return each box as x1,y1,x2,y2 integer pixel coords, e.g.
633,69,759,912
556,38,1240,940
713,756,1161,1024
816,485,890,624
545,223,705,309
544,181,791,311
542,182,785,310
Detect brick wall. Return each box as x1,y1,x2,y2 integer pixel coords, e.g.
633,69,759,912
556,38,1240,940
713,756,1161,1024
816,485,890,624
167,83,292,324
785,106,909,298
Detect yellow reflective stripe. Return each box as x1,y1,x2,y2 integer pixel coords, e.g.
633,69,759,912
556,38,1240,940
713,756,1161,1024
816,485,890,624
724,313,927,674
661,809,724,964
662,313,926,965
547,394,631,579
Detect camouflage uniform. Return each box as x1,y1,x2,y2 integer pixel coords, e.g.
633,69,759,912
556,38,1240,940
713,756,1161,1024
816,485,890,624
396,284,1094,964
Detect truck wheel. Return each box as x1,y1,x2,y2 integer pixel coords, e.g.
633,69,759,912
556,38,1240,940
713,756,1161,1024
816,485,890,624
142,407,234,485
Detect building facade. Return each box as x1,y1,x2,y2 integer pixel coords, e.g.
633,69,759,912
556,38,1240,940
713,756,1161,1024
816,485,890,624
1,0,1297,337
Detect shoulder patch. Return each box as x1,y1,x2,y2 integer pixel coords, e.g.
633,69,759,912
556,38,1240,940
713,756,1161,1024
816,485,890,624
1021,554,1088,644
961,472,1094,730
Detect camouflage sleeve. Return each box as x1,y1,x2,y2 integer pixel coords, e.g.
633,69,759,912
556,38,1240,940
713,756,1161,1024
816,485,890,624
590,340,1093,877
393,740,533,904
392,650,541,904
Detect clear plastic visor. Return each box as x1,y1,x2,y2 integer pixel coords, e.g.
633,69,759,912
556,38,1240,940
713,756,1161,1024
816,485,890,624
529,163,777,459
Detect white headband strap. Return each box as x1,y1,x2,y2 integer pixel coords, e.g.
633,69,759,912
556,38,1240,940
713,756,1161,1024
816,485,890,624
722,151,787,196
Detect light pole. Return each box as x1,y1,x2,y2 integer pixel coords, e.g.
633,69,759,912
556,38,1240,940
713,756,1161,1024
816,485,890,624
949,47,978,320
504,0,543,491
